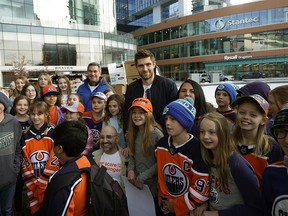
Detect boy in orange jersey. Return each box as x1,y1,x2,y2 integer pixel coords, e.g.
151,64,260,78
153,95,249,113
41,121,91,215
155,97,209,215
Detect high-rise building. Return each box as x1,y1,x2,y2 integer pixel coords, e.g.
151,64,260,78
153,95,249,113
116,0,262,32
0,0,137,86
131,0,288,81
116,0,188,30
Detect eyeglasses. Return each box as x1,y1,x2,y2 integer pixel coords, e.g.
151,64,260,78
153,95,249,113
99,134,118,139
274,129,288,139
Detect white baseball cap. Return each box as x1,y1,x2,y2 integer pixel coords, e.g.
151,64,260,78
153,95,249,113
90,92,107,101
62,101,85,114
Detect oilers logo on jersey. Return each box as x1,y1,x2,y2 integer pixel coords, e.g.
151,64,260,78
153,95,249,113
272,195,288,216
30,151,50,178
163,163,189,196
210,187,219,203
90,128,101,142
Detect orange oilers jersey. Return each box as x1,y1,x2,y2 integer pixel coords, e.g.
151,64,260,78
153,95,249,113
21,124,59,214
155,135,209,216
43,155,91,215
49,105,58,126
241,154,268,182
238,140,283,182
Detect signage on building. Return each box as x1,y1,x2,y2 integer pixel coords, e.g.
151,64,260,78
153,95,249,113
214,17,259,30
0,65,87,72
224,55,253,60
54,66,75,70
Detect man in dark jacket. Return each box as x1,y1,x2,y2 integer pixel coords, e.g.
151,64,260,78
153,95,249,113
123,49,178,132
77,62,111,111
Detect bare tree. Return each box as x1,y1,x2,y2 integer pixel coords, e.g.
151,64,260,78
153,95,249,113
11,56,31,77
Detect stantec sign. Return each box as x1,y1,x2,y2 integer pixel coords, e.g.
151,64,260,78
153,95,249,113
214,17,259,30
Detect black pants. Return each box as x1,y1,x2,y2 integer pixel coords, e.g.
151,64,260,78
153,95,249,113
14,174,24,211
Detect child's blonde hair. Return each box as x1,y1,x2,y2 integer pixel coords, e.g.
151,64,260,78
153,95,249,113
13,76,29,97
127,109,162,156
269,85,288,109
57,75,72,95
200,112,236,194
38,72,52,86
233,102,270,157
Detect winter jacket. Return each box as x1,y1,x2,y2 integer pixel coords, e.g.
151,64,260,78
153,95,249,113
0,114,22,191
77,78,110,111
123,75,178,132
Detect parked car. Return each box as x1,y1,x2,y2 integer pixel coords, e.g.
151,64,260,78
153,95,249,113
241,72,266,80
220,73,234,81
200,73,211,83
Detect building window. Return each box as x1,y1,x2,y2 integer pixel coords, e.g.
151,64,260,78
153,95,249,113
161,1,179,21
42,43,77,66
83,3,98,25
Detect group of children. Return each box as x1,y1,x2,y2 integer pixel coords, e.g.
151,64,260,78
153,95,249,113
1,73,128,215
1,74,288,216
176,80,287,216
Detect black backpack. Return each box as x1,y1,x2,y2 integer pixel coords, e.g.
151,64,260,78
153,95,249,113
42,156,129,216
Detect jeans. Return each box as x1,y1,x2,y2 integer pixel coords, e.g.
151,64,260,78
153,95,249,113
0,183,16,216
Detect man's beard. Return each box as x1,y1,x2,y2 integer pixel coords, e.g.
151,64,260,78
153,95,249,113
140,72,153,80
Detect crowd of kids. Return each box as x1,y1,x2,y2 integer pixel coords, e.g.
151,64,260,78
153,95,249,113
0,49,287,216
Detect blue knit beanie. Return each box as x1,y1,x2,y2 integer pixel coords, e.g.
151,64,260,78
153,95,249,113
163,97,196,132
215,83,237,105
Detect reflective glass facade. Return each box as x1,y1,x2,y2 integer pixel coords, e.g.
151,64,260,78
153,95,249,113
137,7,288,45
192,0,227,13
116,0,180,28
116,0,129,24
149,29,288,60
161,1,179,22
116,0,257,30
135,0,161,12
129,12,153,27
133,2,288,81
0,0,137,86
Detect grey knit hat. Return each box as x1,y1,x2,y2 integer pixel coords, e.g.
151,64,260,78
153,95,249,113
0,89,11,113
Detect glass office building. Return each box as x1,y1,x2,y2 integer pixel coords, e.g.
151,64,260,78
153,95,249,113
133,0,288,80
116,0,185,28
0,0,137,86
116,0,259,29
